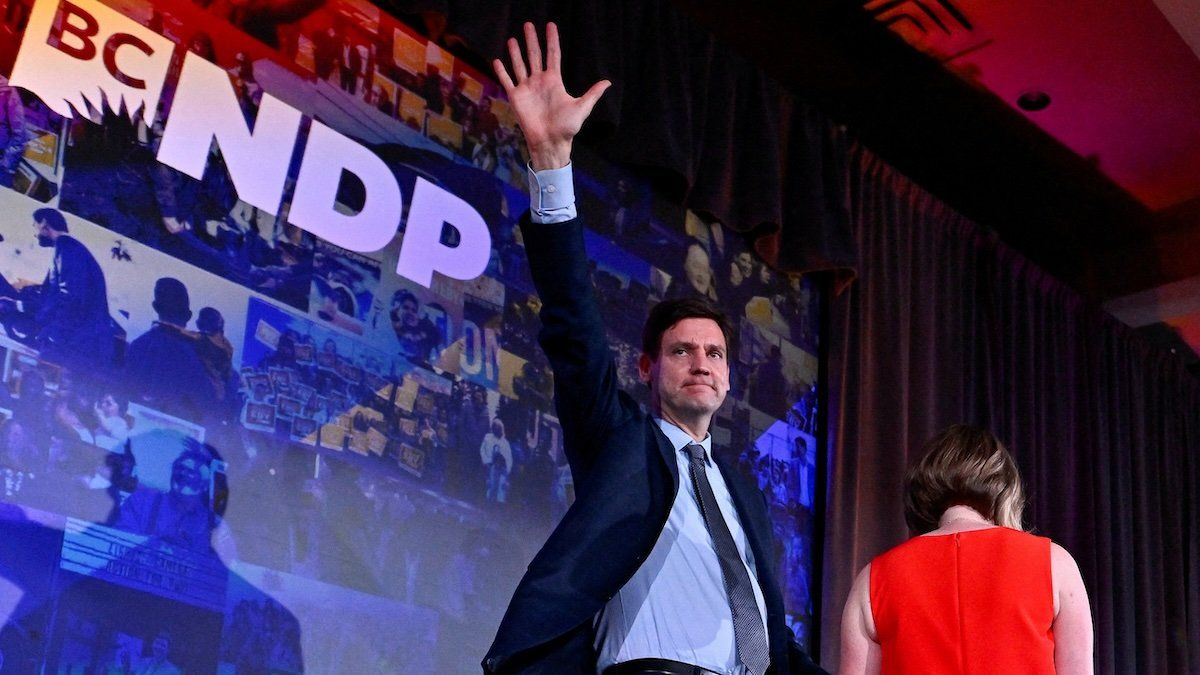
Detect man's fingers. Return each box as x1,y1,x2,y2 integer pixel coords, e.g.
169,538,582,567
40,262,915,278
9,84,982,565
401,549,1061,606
523,22,543,74
578,79,612,117
506,37,528,83
492,59,515,94
545,22,561,71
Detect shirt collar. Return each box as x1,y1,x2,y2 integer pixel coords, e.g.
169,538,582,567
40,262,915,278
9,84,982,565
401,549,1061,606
654,417,712,459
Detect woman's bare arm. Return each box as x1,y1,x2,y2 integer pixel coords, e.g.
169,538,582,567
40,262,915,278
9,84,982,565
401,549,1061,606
839,564,881,675
1051,542,1094,675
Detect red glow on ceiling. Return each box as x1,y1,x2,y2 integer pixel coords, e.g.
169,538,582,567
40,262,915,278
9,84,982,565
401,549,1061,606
872,0,1200,212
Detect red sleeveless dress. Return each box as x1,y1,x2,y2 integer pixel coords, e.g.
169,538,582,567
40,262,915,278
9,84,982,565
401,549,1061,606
869,527,1055,674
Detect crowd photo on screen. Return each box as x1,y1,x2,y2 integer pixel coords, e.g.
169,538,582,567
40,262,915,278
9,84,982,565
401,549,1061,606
0,0,823,671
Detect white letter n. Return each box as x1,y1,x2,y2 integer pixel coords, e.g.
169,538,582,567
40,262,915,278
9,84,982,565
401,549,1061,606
156,52,302,216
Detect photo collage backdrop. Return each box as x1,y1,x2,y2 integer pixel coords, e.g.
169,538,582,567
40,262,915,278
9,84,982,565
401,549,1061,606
0,0,823,671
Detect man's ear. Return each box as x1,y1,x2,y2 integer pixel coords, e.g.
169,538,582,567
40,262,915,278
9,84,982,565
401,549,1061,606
638,353,653,383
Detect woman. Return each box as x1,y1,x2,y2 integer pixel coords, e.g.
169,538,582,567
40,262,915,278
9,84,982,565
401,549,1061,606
681,241,719,302
840,424,1093,674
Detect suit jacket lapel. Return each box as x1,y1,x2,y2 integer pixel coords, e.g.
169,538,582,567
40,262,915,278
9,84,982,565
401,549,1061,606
650,422,681,493
713,453,777,583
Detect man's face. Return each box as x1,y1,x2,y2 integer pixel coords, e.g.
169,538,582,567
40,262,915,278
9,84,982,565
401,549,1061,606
616,179,633,206
33,220,54,247
400,299,420,326
171,455,209,496
639,318,730,421
152,636,170,659
684,245,712,294
98,394,120,418
394,297,420,328
734,252,754,278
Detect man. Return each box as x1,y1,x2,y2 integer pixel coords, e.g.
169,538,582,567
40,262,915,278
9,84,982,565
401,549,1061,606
125,278,216,418
482,24,826,675
473,96,501,141
0,208,115,369
312,26,340,81
455,386,491,501
134,630,181,675
115,434,223,553
674,241,719,302
190,306,238,407
390,289,443,364
479,418,513,504
723,251,763,314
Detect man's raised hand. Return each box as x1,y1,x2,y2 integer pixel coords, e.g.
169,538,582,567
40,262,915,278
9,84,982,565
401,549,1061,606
493,22,610,171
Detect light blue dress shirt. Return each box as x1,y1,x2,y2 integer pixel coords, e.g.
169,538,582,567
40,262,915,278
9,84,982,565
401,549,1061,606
591,420,769,675
527,165,769,674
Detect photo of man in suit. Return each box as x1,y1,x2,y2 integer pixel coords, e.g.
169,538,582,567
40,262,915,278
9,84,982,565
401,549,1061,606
482,23,827,675
0,207,116,370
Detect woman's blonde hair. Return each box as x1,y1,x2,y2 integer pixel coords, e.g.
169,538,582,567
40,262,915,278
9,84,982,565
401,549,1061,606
904,424,1026,534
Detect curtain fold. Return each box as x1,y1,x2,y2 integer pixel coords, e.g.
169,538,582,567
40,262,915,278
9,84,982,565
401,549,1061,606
822,145,1200,674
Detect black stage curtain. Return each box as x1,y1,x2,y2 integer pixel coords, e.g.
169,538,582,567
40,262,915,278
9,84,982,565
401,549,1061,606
388,0,857,281
821,145,1200,674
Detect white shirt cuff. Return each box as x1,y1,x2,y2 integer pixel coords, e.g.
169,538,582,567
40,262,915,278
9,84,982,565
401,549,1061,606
527,162,577,224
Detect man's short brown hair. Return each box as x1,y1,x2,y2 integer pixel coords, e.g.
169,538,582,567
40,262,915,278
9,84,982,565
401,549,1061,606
641,298,735,360
904,424,1026,534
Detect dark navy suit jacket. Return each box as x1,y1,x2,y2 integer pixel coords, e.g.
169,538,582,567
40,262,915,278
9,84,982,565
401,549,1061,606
482,216,824,675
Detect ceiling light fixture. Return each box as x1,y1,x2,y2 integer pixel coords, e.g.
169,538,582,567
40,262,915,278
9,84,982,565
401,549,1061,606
1017,90,1051,111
